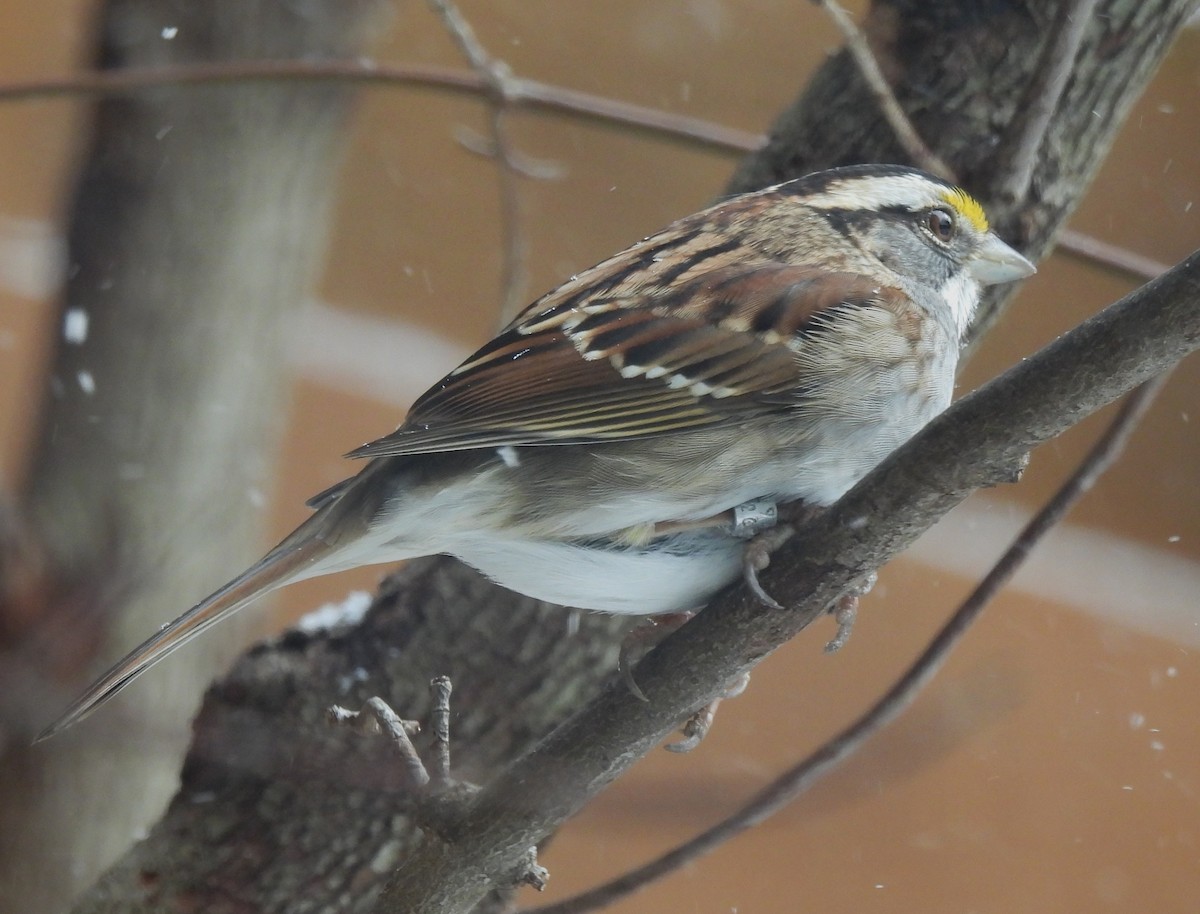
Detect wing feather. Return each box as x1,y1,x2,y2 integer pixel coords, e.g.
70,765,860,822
347,264,897,459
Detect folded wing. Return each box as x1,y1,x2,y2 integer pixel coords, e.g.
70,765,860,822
347,264,897,459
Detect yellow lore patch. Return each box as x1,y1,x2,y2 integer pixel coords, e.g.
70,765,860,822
940,188,989,233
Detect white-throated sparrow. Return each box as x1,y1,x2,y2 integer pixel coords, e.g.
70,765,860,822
39,164,1034,739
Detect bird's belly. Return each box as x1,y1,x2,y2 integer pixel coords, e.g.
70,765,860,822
448,531,745,614
510,394,949,538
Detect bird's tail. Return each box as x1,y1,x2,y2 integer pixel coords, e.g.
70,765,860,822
35,525,337,743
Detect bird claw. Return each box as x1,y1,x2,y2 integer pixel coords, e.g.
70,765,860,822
618,611,694,701
665,672,751,753
824,572,876,653
824,594,858,652
741,527,793,610
665,708,711,753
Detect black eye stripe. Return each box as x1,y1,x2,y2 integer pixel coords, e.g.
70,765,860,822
816,204,963,255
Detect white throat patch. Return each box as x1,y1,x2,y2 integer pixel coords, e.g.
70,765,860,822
936,269,979,338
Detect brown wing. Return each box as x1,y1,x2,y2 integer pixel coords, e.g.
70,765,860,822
346,264,897,459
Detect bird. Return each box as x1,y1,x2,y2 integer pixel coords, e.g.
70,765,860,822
37,164,1034,740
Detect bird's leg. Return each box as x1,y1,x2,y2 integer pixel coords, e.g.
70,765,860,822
732,498,795,610
622,499,781,695
618,613,748,751
741,527,792,610
732,499,871,651
617,499,798,748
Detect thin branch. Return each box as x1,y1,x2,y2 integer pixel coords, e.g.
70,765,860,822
522,372,1171,914
329,698,429,790
427,0,530,322
817,0,955,179
453,126,565,179
0,60,762,154
0,57,1174,290
993,0,1101,202
1058,228,1171,281
428,0,498,79
490,110,531,322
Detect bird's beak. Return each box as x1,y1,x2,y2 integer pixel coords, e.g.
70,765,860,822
969,234,1037,285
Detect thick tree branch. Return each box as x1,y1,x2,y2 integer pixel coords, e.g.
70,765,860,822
991,0,1102,203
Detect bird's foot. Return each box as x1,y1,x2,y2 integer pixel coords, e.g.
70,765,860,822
666,671,752,753
824,571,877,653
741,526,794,610
619,611,694,701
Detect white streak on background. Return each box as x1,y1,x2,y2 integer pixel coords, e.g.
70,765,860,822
289,300,470,407
0,215,66,300
910,496,1200,646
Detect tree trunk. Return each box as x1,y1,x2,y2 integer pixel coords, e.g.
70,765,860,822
0,2,390,911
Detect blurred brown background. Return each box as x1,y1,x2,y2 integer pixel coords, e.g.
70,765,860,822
0,2,1197,912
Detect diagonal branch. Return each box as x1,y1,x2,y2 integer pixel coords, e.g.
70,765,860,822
522,372,1171,914
1058,228,1171,281
371,249,1200,913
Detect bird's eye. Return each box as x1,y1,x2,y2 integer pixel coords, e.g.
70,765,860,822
926,208,956,242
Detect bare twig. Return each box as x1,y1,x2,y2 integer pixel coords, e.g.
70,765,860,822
427,0,499,81
523,372,1171,914
489,109,529,322
429,0,539,319
5,46,1177,292
453,125,565,179
993,0,1101,202
429,675,453,791
7,55,1167,291
0,60,762,154
0,56,1171,289
1058,228,1170,281
818,0,955,179
329,698,429,790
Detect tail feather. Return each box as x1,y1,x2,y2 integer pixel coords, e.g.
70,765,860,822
35,529,336,743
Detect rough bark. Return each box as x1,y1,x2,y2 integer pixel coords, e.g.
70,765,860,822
0,2,390,912
42,1,1197,913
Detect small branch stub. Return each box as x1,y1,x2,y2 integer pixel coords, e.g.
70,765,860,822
328,697,429,790
429,675,453,792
